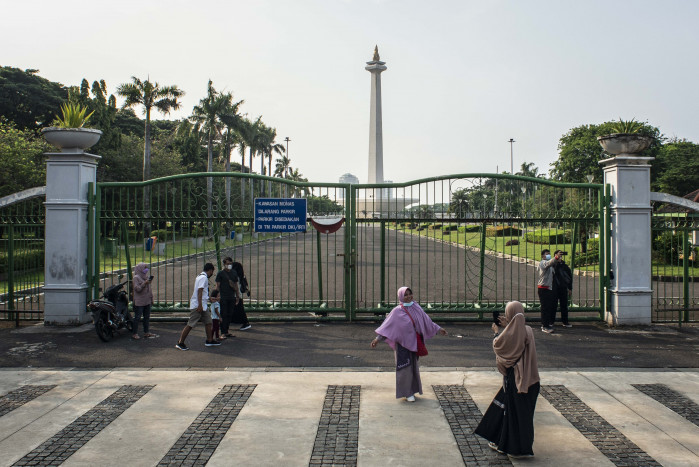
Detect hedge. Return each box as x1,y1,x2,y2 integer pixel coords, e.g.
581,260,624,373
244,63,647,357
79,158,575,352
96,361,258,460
586,237,599,251
485,226,522,237
525,228,571,244
149,229,170,242
457,225,482,233
571,250,599,267
0,248,44,275
441,224,458,233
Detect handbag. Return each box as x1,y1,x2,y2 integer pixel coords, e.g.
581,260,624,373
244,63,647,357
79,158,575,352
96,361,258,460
402,305,428,356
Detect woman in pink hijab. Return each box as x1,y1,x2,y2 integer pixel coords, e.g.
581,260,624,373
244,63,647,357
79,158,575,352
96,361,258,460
475,301,540,458
370,286,447,402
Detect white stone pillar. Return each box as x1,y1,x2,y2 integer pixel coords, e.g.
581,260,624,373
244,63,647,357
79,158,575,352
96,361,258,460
365,46,387,184
600,155,654,325
42,129,101,325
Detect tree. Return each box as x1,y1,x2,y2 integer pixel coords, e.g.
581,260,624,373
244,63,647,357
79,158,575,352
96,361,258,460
0,67,67,130
652,139,699,196
117,76,184,183
260,125,285,195
117,76,184,236
551,121,662,183
517,162,541,178
275,155,291,178
0,119,49,196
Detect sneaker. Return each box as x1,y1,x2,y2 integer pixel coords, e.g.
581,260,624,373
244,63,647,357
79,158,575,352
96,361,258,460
175,342,189,351
406,395,416,402
542,327,553,334
561,323,573,328
205,340,222,346
240,324,252,331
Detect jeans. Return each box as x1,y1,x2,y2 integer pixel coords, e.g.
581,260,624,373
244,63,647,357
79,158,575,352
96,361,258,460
133,304,151,334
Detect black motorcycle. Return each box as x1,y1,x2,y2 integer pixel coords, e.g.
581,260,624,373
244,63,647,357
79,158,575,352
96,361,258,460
87,280,132,342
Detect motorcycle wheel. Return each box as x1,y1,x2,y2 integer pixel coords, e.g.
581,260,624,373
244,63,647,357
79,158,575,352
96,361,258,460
95,312,114,342
125,312,133,332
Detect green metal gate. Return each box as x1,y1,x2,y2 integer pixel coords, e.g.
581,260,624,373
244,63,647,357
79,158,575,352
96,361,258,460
651,209,699,323
88,172,608,322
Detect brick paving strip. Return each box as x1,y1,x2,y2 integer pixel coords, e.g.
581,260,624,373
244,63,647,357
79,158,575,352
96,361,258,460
433,385,512,466
12,385,153,467
158,384,256,467
0,385,56,417
540,385,661,467
633,383,699,427
309,385,360,466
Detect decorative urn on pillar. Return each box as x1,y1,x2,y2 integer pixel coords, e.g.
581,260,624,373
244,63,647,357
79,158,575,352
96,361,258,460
41,103,102,152
597,119,652,156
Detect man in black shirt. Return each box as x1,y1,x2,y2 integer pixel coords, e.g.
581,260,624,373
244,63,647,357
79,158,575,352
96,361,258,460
552,249,573,327
215,257,241,338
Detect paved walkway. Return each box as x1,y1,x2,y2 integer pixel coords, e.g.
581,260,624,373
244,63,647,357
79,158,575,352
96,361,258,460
1,368,698,466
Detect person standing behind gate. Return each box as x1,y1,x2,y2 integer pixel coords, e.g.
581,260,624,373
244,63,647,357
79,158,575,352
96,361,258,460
537,249,560,334
215,257,241,339
132,262,157,339
175,263,220,350
552,249,573,328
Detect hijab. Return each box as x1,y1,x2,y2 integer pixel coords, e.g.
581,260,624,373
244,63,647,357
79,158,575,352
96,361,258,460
493,301,540,393
134,262,148,277
374,286,442,352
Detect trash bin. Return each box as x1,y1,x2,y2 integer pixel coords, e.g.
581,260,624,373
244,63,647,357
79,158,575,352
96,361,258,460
104,238,117,256
145,236,157,252
230,231,235,240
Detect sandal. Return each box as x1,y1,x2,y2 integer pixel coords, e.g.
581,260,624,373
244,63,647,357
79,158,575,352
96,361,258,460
144,333,159,339
132,334,141,340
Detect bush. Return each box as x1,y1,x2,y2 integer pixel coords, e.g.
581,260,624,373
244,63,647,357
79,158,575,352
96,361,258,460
149,229,170,242
486,226,522,237
505,239,519,246
429,224,443,230
441,224,458,233
572,250,599,267
525,228,571,244
458,224,482,233
0,248,44,274
586,237,599,252
652,231,677,264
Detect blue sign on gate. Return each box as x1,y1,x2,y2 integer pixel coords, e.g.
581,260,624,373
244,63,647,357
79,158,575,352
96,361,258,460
254,198,307,233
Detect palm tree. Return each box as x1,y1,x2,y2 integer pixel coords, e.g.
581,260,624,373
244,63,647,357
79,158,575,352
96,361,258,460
235,116,263,205
191,80,239,229
287,168,309,197
274,155,291,178
260,126,285,195
117,76,184,235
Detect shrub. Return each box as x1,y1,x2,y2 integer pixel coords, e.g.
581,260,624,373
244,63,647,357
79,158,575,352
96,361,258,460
441,224,458,233
572,250,599,267
458,224,482,233
486,226,522,237
149,229,170,242
505,239,519,246
429,224,443,230
525,228,571,244
586,237,599,252
0,248,44,274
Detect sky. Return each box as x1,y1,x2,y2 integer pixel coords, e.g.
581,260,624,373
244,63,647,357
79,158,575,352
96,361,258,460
3,0,699,184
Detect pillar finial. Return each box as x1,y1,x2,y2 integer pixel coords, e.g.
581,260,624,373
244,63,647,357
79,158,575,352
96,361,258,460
373,45,380,61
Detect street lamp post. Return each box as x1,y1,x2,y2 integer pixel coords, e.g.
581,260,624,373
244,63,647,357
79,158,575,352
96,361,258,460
586,174,594,203
508,138,515,175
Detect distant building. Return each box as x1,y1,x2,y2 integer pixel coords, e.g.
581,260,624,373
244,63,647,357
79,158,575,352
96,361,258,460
339,173,359,198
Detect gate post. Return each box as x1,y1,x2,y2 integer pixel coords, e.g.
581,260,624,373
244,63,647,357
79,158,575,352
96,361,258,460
599,155,653,325
42,144,101,325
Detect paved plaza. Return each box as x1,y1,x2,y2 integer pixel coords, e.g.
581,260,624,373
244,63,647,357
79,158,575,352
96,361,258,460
1,322,698,466
0,368,698,466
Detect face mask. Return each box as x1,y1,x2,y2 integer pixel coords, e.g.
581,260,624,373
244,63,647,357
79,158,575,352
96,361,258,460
227,264,233,270
143,268,149,275
403,301,414,307
545,254,551,260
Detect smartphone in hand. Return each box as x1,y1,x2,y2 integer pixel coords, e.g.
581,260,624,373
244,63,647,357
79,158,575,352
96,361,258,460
149,276,154,281
493,311,500,324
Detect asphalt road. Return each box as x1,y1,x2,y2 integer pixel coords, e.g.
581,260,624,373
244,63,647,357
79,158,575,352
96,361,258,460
2,321,698,369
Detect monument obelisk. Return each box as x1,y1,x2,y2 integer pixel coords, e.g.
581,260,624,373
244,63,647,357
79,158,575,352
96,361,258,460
366,46,386,184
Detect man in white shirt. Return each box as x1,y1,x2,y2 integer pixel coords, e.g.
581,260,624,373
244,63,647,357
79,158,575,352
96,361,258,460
176,263,221,350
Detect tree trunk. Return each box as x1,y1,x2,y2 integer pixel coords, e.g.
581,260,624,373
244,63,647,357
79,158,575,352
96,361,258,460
225,141,231,219
249,147,254,207
207,131,213,237
240,145,246,207
143,111,151,237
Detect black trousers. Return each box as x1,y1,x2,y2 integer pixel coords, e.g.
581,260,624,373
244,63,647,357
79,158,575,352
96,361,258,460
220,298,235,334
553,287,570,325
537,287,556,327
